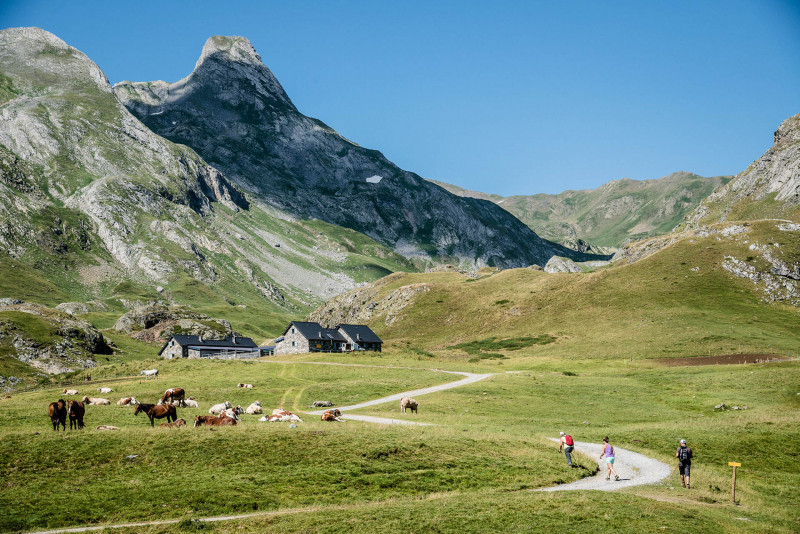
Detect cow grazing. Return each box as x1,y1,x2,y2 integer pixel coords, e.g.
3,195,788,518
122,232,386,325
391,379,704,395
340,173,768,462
98,387,113,394
245,401,262,415
160,418,187,428
237,383,254,388
312,400,334,408
48,399,67,431
68,400,85,430
208,401,232,415
134,403,177,427
194,415,237,427
400,397,418,414
81,396,110,406
63,389,79,395
140,369,159,379
158,388,185,407
321,409,345,422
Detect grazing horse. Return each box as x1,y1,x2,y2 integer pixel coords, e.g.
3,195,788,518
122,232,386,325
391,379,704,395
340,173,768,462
48,400,67,431
194,415,237,427
159,388,185,407
68,400,85,430
134,403,177,427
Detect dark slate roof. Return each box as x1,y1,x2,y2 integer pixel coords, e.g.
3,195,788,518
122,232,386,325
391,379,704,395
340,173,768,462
337,324,382,344
159,335,258,355
283,321,347,342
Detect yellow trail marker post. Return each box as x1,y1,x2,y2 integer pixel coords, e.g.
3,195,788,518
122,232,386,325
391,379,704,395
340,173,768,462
729,462,741,503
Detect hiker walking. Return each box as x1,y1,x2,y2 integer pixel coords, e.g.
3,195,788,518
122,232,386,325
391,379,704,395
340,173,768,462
676,439,693,488
600,436,619,481
559,431,575,467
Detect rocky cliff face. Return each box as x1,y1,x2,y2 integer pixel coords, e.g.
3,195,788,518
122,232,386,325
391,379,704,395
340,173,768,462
433,172,731,250
115,35,598,269
683,113,800,228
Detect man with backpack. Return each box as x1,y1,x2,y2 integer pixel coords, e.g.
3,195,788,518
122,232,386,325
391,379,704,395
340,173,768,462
676,439,693,488
559,431,575,467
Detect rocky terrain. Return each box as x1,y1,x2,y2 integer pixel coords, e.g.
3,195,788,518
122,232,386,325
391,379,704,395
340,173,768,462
115,35,603,269
0,299,111,378
432,172,730,251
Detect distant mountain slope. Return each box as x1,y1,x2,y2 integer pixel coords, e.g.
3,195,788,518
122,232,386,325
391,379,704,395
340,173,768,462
115,36,603,269
433,172,730,250
683,113,800,228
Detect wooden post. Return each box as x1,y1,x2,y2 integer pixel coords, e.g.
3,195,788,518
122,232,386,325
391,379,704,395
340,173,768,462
729,462,741,503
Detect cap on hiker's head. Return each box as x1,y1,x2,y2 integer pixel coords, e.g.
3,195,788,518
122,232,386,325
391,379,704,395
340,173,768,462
680,439,686,444
560,432,565,436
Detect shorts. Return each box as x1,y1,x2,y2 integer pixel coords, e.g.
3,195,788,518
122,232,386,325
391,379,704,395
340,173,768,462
679,463,691,477
605,457,615,464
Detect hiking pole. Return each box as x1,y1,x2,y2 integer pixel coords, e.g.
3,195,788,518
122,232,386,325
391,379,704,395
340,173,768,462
728,462,741,503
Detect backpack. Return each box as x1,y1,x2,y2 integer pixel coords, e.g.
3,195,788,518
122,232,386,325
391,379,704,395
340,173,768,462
565,435,574,446
678,446,690,462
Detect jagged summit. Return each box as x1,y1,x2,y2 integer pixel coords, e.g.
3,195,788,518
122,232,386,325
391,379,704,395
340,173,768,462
196,35,263,69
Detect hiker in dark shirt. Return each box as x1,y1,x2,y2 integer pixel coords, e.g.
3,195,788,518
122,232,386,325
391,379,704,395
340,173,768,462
676,439,693,488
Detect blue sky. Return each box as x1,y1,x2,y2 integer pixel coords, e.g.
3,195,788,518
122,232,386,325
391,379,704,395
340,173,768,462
2,1,799,195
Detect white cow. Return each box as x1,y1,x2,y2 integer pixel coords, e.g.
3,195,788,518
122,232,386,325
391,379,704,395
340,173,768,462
173,399,199,408
209,401,232,415
219,408,240,421
140,369,159,380
82,396,110,405
98,387,113,394
245,401,262,415
237,383,254,388
63,389,78,395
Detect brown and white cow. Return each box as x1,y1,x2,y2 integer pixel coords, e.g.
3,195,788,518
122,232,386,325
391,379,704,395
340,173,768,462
320,409,345,422
400,397,418,414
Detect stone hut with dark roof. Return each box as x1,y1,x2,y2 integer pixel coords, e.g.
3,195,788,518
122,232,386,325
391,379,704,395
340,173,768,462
274,321,382,355
159,334,259,359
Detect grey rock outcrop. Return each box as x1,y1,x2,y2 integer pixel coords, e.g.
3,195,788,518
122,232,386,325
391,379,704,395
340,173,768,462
115,35,602,269
544,256,582,273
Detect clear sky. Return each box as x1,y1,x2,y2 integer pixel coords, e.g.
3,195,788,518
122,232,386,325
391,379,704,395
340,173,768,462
2,1,799,195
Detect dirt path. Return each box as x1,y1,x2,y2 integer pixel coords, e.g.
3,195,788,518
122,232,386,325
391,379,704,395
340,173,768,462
537,439,671,492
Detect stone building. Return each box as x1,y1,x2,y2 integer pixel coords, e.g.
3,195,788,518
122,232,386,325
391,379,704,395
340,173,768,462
158,334,259,359
274,321,382,355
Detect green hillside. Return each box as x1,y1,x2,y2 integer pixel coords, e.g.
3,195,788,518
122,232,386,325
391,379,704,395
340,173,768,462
433,172,731,250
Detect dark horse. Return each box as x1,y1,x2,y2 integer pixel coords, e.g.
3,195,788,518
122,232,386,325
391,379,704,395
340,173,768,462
68,400,85,430
48,399,67,431
134,402,177,427
159,387,185,407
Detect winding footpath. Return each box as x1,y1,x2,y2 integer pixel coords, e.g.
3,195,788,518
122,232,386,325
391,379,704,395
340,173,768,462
538,439,671,492
24,364,670,534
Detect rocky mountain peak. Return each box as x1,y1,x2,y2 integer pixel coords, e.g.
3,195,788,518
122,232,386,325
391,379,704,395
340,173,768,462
774,113,800,146
196,35,263,69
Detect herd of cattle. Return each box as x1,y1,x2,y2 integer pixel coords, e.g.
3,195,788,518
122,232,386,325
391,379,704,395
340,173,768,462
48,374,420,431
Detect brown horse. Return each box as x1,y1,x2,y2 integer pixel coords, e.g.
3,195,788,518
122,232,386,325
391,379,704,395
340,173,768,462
134,403,177,427
48,399,67,431
194,415,237,427
159,388,185,407
68,400,85,430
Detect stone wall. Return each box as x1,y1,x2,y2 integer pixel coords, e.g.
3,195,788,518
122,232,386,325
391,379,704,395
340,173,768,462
275,327,310,355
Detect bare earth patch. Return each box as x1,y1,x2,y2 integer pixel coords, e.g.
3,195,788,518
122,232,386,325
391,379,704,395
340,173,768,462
658,353,789,366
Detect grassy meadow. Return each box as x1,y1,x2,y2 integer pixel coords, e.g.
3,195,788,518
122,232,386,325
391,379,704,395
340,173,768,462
1,353,798,533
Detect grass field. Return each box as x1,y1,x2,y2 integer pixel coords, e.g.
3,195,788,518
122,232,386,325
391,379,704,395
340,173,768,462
1,354,798,533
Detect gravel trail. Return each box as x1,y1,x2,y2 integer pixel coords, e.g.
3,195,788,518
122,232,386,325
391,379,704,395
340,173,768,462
538,439,671,492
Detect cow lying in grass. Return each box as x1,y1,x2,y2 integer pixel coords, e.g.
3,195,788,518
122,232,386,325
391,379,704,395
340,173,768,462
246,401,262,415
194,415,237,427
160,418,186,428
82,396,110,406
260,409,303,422
209,401,232,415
321,409,345,422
